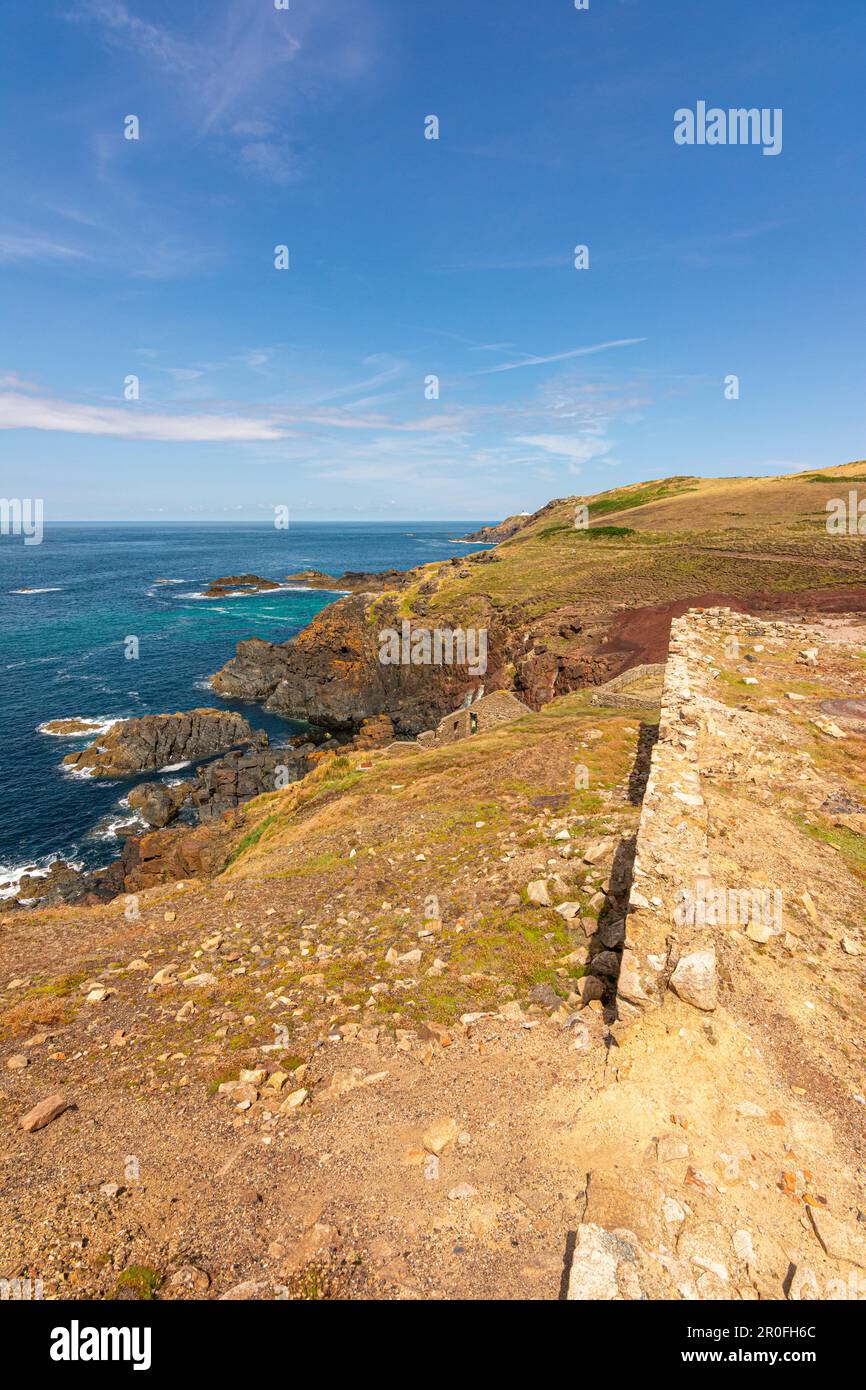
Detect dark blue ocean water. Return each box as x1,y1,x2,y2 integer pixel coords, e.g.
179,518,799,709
0,523,486,892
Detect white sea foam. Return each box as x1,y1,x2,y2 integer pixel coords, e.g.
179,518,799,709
38,716,119,739
4,656,60,671
9,587,62,594
0,856,83,899
160,761,190,772
89,812,144,842
179,583,341,601
0,863,45,898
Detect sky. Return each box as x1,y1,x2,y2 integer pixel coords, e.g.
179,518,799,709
0,0,864,521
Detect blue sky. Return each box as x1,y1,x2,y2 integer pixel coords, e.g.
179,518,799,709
1,0,864,521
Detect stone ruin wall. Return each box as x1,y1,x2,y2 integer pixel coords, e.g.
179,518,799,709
617,606,812,1021
589,663,666,711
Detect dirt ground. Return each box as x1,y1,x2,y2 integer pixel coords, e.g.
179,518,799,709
1,614,864,1301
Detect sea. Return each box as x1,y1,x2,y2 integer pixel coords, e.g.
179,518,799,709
0,522,487,897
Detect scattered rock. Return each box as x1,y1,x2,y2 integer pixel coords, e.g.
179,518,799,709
166,1266,211,1298
281,1088,309,1111
19,1093,70,1133
423,1116,461,1156
807,1205,866,1269
527,880,552,907
669,949,717,1011
555,901,582,920
567,1224,639,1301
448,1183,477,1201
746,922,774,945
657,1135,690,1163
218,1280,272,1301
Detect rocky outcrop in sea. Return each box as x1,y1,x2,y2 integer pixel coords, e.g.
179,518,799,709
62,709,258,778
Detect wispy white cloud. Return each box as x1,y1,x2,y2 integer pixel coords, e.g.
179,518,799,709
0,231,92,264
0,338,654,494
73,1,195,73
515,434,613,472
309,355,407,405
0,375,466,443
238,141,299,185
71,0,377,188
158,367,206,384
0,372,41,391
476,339,646,375
0,390,286,442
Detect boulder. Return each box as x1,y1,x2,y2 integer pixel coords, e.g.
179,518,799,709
13,860,87,908
20,1093,70,1133
669,948,718,1011
189,742,310,822
62,709,259,778
127,781,189,828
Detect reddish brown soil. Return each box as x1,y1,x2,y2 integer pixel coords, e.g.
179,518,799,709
600,587,866,668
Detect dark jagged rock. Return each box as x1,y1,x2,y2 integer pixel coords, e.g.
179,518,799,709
15,725,335,908
127,781,191,829
13,860,88,908
351,714,395,751
459,514,531,544
189,742,314,823
94,818,239,897
62,709,260,778
204,574,281,597
212,594,490,735
285,569,411,594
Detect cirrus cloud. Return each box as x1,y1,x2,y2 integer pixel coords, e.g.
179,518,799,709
0,390,286,442
515,434,613,471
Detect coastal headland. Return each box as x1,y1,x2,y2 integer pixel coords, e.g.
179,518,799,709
3,463,865,1302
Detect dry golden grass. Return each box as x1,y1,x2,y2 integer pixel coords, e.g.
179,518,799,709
397,461,866,626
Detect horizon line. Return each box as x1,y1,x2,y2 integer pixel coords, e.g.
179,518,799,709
31,517,493,527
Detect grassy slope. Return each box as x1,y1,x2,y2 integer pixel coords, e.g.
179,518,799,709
1,687,656,1067
203,690,651,1029
4,495,866,1298
393,461,866,629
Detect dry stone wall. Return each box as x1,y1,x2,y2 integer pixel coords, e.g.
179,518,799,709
618,606,815,1020
589,662,665,710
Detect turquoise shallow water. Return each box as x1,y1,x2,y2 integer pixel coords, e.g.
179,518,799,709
0,522,486,890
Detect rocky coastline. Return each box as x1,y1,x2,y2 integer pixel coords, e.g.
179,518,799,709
458,512,530,544
14,514,629,912
210,563,619,735
18,714,340,912
61,708,258,778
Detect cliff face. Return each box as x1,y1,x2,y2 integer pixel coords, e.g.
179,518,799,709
212,594,494,734
211,585,622,735
459,512,530,544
